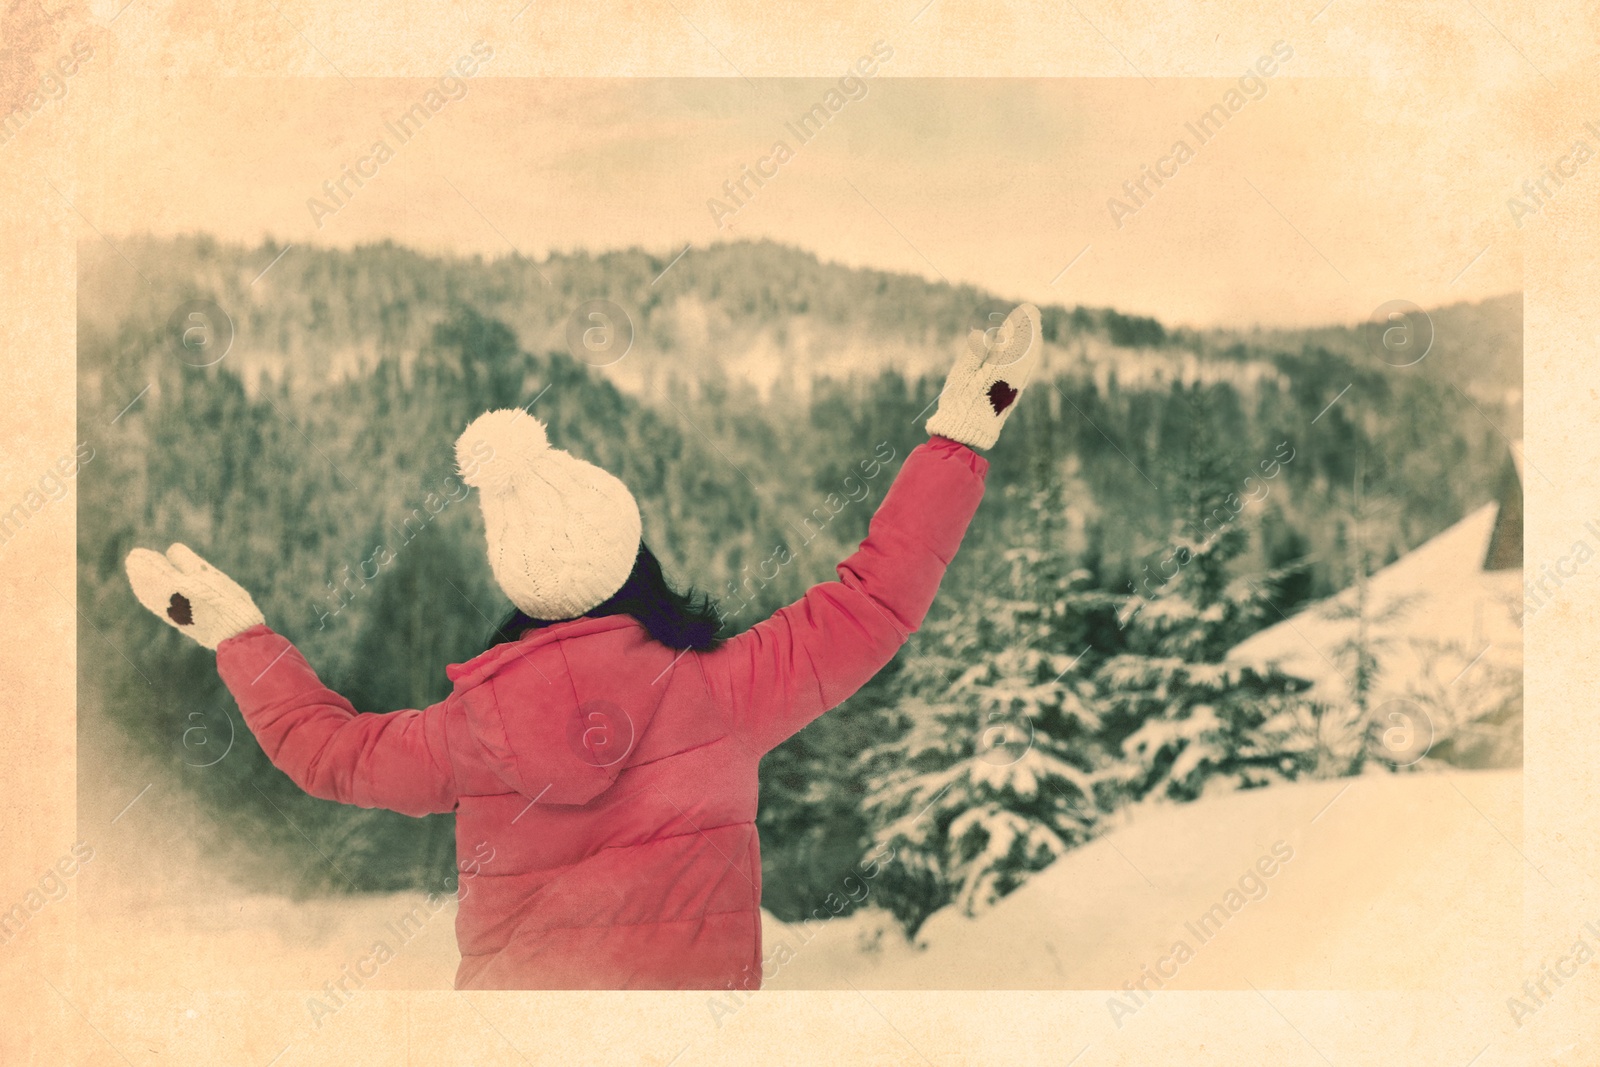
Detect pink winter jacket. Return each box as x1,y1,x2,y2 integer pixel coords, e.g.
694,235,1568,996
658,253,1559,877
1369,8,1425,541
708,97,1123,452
214,436,988,989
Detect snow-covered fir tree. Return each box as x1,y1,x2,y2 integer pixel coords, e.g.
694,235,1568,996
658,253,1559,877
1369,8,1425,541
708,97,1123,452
1096,389,1318,803
1095,520,1317,803
859,538,1111,933
859,396,1119,935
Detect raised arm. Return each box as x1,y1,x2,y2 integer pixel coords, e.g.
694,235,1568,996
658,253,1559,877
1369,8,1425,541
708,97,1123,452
700,436,989,753
125,545,457,816
700,302,1041,753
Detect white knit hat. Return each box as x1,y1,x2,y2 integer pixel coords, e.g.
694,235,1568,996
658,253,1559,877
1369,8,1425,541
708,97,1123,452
455,409,642,620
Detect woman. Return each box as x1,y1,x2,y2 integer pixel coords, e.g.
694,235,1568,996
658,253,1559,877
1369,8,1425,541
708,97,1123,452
124,303,1041,989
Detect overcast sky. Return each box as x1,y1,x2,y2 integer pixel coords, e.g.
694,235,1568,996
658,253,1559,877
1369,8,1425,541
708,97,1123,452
78,72,1526,329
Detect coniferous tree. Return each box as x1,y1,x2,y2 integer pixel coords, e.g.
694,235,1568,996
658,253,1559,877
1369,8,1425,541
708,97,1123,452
857,396,1119,934
1094,390,1316,804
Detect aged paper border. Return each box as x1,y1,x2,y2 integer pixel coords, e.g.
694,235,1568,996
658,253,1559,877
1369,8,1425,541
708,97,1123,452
2,0,1595,1063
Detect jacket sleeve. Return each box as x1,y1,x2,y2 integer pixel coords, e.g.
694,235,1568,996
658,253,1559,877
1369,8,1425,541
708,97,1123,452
699,435,988,754
214,625,458,816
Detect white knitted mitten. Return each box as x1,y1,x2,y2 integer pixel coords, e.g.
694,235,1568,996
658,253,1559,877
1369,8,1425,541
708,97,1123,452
925,302,1042,450
125,543,265,650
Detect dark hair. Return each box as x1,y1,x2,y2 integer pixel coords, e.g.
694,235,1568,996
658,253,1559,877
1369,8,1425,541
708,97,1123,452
484,543,724,653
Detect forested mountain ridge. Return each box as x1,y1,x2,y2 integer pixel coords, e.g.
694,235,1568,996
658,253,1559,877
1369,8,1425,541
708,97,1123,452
79,236,1520,419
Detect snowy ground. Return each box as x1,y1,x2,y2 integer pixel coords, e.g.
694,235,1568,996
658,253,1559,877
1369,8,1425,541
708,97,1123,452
72,768,1521,994
761,767,1523,990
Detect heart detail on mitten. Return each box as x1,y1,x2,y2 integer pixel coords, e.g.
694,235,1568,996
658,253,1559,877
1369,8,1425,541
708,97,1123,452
126,544,266,650
167,592,194,626
988,380,1019,414
925,302,1040,449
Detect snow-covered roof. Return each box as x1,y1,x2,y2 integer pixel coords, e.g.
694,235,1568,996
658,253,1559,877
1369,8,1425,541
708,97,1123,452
1226,501,1522,708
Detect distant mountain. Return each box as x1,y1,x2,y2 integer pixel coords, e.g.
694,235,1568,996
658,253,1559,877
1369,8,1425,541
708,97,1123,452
79,237,1520,421
1211,294,1522,431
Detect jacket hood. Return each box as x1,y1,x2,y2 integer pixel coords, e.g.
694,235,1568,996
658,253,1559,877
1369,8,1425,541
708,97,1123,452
445,615,714,805
445,615,638,690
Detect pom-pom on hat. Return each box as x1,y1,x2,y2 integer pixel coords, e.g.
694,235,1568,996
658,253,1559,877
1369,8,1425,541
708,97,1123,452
456,409,642,621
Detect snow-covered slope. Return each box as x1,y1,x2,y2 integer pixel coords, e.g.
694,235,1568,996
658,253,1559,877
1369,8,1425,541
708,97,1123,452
762,769,1523,990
